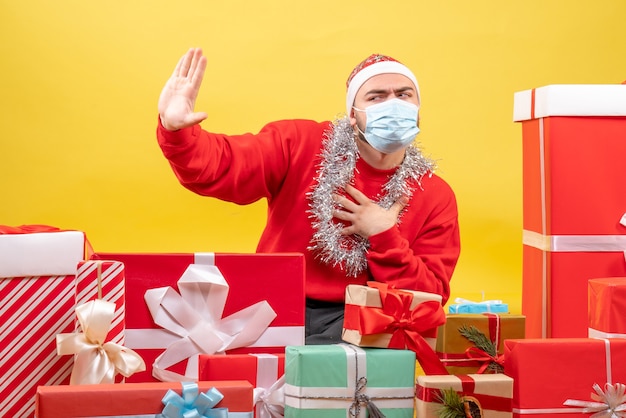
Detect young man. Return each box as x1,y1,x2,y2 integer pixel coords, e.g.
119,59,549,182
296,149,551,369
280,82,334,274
157,48,461,344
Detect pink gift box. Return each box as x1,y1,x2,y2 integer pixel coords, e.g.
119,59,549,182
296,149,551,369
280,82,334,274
90,252,305,382
0,226,86,418
514,85,626,338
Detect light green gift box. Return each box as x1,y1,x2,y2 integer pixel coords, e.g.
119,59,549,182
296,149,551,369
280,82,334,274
284,344,416,418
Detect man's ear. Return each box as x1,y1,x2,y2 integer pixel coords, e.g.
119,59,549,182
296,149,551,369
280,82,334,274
349,110,357,128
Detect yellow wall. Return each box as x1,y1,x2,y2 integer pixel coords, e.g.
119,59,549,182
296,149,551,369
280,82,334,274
2,1,625,313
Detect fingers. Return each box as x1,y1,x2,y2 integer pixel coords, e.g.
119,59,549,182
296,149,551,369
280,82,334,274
344,184,370,204
177,48,194,78
333,193,358,212
188,48,204,80
190,55,207,90
174,48,203,79
390,195,409,215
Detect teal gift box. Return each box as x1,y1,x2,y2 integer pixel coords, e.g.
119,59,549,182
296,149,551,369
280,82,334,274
448,298,509,314
284,344,415,418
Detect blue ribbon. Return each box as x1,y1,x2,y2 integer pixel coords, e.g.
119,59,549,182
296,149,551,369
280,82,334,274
160,382,229,418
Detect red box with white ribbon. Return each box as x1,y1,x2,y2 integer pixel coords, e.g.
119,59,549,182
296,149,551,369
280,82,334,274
90,252,305,382
504,338,626,417
514,84,626,338
35,380,253,418
588,277,626,339
199,353,285,418
0,226,86,418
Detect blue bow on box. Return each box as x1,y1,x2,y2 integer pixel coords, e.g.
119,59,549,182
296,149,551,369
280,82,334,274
160,382,228,418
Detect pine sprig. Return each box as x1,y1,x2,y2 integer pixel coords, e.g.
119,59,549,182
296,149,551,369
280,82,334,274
436,388,467,418
436,388,484,418
458,325,504,373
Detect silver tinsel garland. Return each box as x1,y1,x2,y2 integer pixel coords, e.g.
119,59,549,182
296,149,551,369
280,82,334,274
307,116,436,277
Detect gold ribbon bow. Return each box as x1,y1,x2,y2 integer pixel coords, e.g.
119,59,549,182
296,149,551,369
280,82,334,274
57,299,145,384
564,383,626,417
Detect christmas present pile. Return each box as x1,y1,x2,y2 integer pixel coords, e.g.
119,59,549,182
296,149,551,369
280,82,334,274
11,81,626,418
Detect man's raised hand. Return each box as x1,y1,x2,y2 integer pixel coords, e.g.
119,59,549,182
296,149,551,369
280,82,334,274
158,48,208,131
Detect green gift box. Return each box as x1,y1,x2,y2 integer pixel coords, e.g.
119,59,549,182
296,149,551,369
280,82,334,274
284,344,416,418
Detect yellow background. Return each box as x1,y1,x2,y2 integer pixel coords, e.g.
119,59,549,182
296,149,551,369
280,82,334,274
2,1,625,314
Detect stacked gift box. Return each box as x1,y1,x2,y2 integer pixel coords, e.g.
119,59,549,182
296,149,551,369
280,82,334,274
504,83,626,415
513,84,626,339
0,226,86,417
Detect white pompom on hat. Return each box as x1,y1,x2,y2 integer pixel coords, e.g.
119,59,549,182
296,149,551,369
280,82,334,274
345,54,420,116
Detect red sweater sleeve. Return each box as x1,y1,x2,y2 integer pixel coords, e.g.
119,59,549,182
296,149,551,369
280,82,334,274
156,118,311,204
365,174,460,305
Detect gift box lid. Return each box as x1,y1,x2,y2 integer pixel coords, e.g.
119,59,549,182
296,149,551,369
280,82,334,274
0,229,86,277
513,84,626,121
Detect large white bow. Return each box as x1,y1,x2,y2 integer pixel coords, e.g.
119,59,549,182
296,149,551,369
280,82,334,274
56,299,146,384
145,263,277,381
564,383,626,417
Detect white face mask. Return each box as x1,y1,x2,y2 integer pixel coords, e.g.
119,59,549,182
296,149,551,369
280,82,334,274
353,99,420,154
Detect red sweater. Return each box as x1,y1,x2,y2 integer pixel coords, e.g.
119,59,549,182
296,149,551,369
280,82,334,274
157,118,460,304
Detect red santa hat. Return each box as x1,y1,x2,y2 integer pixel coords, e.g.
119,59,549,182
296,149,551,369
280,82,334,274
345,53,420,115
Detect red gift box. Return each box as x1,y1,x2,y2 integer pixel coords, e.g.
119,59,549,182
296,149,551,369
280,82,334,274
35,380,253,418
90,252,305,382
589,277,626,338
0,226,86,418
199,353,285,418
504,338,626,417
514,85,626,338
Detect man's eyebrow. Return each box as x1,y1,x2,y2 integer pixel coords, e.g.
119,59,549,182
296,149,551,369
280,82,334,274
364,86,415,95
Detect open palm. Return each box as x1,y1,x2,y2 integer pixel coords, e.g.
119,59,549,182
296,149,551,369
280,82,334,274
158,48,208,131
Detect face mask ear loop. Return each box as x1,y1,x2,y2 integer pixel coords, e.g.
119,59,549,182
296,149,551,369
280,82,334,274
351,106,367,140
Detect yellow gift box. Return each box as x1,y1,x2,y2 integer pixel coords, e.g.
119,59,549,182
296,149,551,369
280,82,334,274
435,313,525,374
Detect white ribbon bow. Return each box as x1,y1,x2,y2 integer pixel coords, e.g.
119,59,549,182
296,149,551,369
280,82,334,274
254,375,286,418
144,263,277,381
564,383,626,417
56,299,146,384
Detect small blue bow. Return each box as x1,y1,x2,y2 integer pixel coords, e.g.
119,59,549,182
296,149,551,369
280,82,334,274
160,382,229,418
